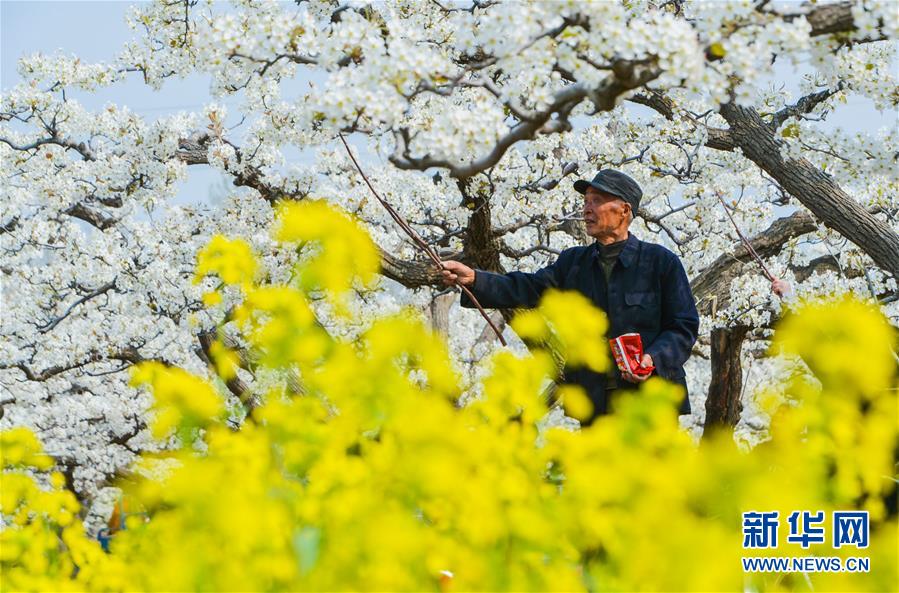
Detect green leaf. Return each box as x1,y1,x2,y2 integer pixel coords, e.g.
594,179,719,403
781,123,800,138
293,526,321,575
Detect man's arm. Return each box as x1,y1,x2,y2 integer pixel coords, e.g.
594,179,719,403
442,252,572,310
643,254,700,377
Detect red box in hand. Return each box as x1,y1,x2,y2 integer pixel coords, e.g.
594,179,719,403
609,333,654,382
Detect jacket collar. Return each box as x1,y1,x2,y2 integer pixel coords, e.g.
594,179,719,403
619,232,640,268
593,232,639,268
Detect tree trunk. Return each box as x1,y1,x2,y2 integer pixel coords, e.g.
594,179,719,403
427,291,455,337
703,325,749,436
459,180,502,272
719,102,899,279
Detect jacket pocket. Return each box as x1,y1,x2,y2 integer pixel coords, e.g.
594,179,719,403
623,291,660,329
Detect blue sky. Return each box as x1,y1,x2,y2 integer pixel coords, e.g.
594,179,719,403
2,1,243,206
1,1,235,114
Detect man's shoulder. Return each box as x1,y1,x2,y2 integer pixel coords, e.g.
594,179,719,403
636,237,679,260
559,244,594,257
556,244,594,265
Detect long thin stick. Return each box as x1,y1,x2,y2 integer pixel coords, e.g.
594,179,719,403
338,134,507,346
715,192,775,282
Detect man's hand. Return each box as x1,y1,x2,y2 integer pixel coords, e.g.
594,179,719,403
631,353,654,383
771,278,793,299
441,260,476,287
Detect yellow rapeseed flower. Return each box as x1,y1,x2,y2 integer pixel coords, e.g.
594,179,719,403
130,362,224,438
5,200,896,593
275,200,379,311
194,235,257,290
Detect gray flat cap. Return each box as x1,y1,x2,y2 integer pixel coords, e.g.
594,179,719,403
573,169,642,213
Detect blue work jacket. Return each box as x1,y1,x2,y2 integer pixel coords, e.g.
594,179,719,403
461,233,699,420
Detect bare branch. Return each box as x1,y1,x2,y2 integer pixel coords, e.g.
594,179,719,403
770,84,843,129
491,215,544,237
38,279,116,334
499,243,561,258
429,0,499,15
2,347,148,382
225,51,317,91
0,135,96,161
63,203,119,230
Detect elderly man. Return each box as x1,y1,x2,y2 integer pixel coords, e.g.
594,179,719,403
441,169,699,423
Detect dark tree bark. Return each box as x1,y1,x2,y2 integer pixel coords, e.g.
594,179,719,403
803,1,876,38
719,103,899,279
704,325,749,435
197,330,251,404
379,248,442,288
459,180,502,272
631,83,897,284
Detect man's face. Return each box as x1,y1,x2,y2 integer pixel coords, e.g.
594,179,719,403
582,186,630,239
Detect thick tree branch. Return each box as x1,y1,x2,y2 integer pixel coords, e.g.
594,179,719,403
770,85,843,129
804,1,857,36
379,248,442,288
706,128,737,151
791,254,847,283
37,279,116,333
629,91,675,119
196,330,254,413
64,203,119,230
719,102,899,279
0,134,96,161
389,60,661,179
1,347,147,382
691,210,817,314
802,1,885,40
